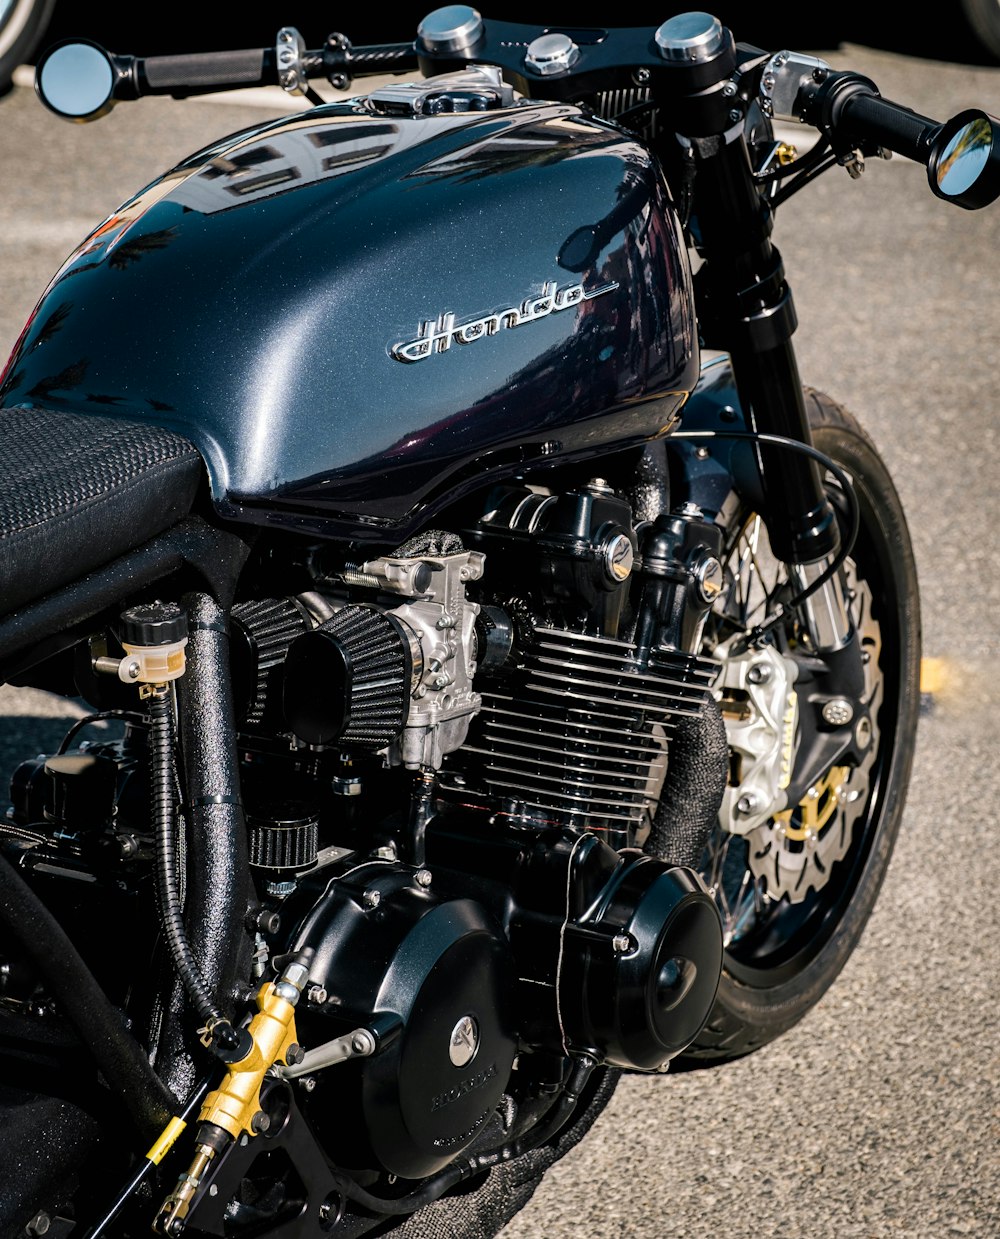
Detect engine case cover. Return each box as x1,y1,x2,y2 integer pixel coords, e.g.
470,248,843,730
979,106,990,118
293,866,516,1178
0,100,697,540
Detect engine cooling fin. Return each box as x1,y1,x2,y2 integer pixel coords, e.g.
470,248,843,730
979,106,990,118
450,626,718,831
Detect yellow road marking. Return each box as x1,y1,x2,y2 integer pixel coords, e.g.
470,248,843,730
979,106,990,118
920,658,951,696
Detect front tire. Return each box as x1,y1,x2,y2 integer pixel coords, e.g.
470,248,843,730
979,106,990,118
679,388,920,1064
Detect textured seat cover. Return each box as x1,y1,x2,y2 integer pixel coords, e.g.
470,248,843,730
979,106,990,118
0,407,203,614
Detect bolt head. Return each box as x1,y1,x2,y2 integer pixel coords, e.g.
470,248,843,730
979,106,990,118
822,697,854,726
363,888,381,910
285,1041,306,1065
612,933,632,954
747,662,773,684
722,79,737,96
736,793,758,815
250,1111,270,1135
729,108,743,124
306,984,328,1006
300,1076,317,1092
352,1030,376,1056
414,868,433,888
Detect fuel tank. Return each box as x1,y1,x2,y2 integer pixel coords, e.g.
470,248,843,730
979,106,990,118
0,93,698,539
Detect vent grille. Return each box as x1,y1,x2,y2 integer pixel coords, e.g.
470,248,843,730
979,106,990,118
450,627,717,830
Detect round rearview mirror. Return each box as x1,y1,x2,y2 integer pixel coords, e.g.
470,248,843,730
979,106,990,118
35,40,117,122
928,109,1000,210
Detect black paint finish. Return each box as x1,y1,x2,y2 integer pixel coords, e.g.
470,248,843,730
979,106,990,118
0,99,697,539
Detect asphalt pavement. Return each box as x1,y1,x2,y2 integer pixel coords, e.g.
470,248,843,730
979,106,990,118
0,35,998,1239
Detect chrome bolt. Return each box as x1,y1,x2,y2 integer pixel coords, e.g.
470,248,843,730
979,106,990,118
126,660,141,680
305,984,328,1006
696,556,724,603
352,1030,376,1056
414,868,433,888
762,73,776,90
363,888,381,910
729,108,743,123
722,80,737,97
26,1214,50,1237
747,662,773,685
604,532,635,583
736,793,758,815
822,697,854,726
613,933,632,953
694,444,711,460
375,843,397,860
251,1111,270,1135
300,1075,317,1092
633,66,651,84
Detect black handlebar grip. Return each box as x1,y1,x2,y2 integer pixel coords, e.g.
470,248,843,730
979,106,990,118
835,89,939,163
139,47,276,94
348,43,418,66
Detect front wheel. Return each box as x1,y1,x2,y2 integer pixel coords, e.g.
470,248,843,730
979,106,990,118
679,388,920,1064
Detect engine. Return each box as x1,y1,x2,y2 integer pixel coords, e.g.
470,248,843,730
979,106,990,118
0,475,728,1220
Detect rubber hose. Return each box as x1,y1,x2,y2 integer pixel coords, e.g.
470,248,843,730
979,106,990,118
0,850,173,1140
149,692,234,1046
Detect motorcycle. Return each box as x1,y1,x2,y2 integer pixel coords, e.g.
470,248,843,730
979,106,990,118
0,8,996,1237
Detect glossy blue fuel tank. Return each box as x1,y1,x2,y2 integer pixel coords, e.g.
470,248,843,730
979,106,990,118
0,96,698,539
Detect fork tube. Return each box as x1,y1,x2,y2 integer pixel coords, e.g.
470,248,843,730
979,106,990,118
653,23,840,568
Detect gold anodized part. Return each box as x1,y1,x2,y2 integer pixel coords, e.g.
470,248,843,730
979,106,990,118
774,765,851,842
196,981,300,1141
776,142,798,165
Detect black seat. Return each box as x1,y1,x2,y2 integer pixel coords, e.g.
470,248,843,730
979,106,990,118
0,406,203,614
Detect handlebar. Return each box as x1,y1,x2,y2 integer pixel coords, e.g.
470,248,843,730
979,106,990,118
32,13,998,209
33,35,418,112
138,47,279,95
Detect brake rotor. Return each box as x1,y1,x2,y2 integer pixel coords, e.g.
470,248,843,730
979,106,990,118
745,570,883,902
